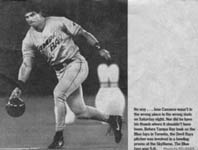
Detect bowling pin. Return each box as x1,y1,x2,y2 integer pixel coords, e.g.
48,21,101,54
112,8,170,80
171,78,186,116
95,63,110,115
108,64,125,116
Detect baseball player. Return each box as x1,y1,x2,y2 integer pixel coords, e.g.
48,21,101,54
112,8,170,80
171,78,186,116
9,6,122,149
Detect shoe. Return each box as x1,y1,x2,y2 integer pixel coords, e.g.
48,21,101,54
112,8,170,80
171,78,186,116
48,131,64,149
107,115,122,143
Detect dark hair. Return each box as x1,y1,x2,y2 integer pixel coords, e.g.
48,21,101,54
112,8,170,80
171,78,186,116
24,1,49,17
24,1,42,14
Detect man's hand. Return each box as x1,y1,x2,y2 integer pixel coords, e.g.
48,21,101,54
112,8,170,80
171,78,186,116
9,87,22,100
99,49,111,60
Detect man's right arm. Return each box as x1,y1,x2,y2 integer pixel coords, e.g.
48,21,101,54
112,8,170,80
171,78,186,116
18,56,34,83
9,56,34,99
9,31,35,99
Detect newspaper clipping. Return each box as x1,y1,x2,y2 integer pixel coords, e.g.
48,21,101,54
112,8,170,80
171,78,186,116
129,0,198,150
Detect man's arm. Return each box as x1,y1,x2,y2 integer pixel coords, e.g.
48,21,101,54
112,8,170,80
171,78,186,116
77,28,111,60
9,56,34,99
77,28,99,46
18,56,34,83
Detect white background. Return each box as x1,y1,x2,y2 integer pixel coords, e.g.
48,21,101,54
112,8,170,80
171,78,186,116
129,0,198,149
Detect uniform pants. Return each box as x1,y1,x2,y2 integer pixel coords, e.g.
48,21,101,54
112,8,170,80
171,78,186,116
53,54,88,131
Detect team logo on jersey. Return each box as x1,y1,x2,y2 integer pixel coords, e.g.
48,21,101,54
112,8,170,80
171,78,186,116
37,31,64,58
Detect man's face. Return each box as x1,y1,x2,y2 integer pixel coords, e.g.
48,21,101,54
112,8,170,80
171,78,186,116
25,11,43,27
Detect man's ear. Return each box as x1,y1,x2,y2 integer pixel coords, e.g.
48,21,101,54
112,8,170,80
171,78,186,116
39,9,48,17
39,11,43,16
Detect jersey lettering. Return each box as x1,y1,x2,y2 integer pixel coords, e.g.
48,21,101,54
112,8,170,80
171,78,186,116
38,35,54,52
23,17,80,65
37,32,63,59
50,38,60,52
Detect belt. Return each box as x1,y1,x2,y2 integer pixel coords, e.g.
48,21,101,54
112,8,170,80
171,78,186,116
52,59,73,71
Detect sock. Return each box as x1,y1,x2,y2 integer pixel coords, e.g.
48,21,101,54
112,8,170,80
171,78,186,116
55,130,63,137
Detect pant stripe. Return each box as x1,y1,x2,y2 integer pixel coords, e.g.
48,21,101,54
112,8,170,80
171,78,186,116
64,59,82,98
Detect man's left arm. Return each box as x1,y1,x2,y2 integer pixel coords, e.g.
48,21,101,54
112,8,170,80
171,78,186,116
77,28,111,60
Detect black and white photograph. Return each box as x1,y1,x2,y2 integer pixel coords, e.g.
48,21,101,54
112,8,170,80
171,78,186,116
0,0,127,149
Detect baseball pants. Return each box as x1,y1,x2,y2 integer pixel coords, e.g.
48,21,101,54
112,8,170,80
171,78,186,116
53,54,88,131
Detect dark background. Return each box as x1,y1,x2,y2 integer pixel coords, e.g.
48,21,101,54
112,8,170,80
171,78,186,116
0,0,127,96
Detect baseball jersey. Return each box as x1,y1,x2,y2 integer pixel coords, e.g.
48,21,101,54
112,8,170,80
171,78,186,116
22,16,81,66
